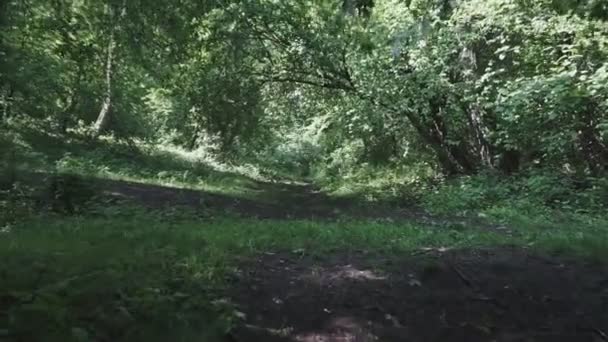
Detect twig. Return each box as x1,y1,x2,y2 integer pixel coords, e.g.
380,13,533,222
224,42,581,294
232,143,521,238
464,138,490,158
411,247,452,256
594,327,608,341
468,295,508,310
449,262,475,289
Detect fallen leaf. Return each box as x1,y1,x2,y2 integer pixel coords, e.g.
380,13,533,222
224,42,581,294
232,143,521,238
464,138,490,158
385,314,404,328
234,311,247,320
408,278,422,287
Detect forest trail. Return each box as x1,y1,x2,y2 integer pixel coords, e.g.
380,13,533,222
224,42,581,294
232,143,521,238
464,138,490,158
98,177,421,220
3,0,607,340
96,176,504,231
94,177,608,342
227,247,608,342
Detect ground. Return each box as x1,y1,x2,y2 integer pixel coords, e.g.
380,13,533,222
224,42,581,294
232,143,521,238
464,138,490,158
41,178,608,341
2,135,607,341
98,179,607,342
228,248,608,342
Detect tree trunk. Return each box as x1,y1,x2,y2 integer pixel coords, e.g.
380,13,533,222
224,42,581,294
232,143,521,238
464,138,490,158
578,103,608,175
498,149,521,174
402,110,469,175
1,85,12,122
92,0,126,138
92,30,115,138
424,97,477,175
465,103,493,168
60,63,84,134
59,93,76,134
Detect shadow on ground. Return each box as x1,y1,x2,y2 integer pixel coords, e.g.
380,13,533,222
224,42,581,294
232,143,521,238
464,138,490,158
4,124,425,221
4,122,257,191
227,247,608,342
4,124,501,227
95,177,422,220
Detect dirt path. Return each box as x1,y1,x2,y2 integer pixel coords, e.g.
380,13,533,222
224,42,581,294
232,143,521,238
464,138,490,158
227,247,608,342
86,176,608,341
97,178,417,220
95,178,506,232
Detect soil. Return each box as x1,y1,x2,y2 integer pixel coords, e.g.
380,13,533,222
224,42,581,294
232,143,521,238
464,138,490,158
97,178,414,220
94,178,508,233
227,247,608,342
35,175,608,341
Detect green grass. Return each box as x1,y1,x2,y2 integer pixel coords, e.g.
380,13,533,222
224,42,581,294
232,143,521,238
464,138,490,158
2,125,608,341
1,122,265,201
2,206,607,341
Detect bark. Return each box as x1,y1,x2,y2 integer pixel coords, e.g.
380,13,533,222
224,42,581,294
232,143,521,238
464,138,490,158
424,96,477,174
465,103,493,168
498,149,521,174
403,110,469,175
92,0,125,138
92,29,115,138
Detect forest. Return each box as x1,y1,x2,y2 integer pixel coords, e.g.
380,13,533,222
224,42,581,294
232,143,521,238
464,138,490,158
1,0,608,341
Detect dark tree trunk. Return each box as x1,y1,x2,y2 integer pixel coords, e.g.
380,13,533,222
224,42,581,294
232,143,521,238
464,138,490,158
404,111,471,175
498,149,521,174
422,96,477,175
578,103,608,175
188,131,199,150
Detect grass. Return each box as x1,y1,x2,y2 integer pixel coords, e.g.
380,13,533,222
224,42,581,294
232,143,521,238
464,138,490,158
1,121,265,200
2,124,608,341
2,204,608,341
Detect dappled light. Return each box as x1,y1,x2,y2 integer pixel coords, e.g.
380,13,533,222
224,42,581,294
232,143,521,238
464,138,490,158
229,248,608,342
294,317,377,342
303,264,387,284
1,0,607,340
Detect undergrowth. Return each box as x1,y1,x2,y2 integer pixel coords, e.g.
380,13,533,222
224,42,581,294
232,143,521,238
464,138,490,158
317,164,608,226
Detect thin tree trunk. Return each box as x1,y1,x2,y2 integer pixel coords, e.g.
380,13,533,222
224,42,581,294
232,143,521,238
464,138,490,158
59,93,76,133
404,110,466,175
1,85,12,122
92,29,115,138
92,0,126,138
465,103,493,168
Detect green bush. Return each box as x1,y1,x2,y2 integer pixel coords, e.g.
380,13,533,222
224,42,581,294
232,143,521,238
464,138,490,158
421,170,608,219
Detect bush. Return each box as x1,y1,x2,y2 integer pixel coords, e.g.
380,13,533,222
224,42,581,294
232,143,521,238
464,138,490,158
421,170,608,219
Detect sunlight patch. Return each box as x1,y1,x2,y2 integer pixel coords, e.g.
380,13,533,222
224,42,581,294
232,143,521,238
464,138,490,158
293,316,378,342
335,265,387,281
304,264,387,284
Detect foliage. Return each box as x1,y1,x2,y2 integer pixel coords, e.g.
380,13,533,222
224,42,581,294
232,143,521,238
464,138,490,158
2,0,607,178
1,1,608,339
421,170,608,219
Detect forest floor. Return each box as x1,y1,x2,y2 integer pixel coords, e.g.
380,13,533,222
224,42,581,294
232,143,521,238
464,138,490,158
97,177,506,230
229,248,608,342
102,178,608,342
2,132,608,341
